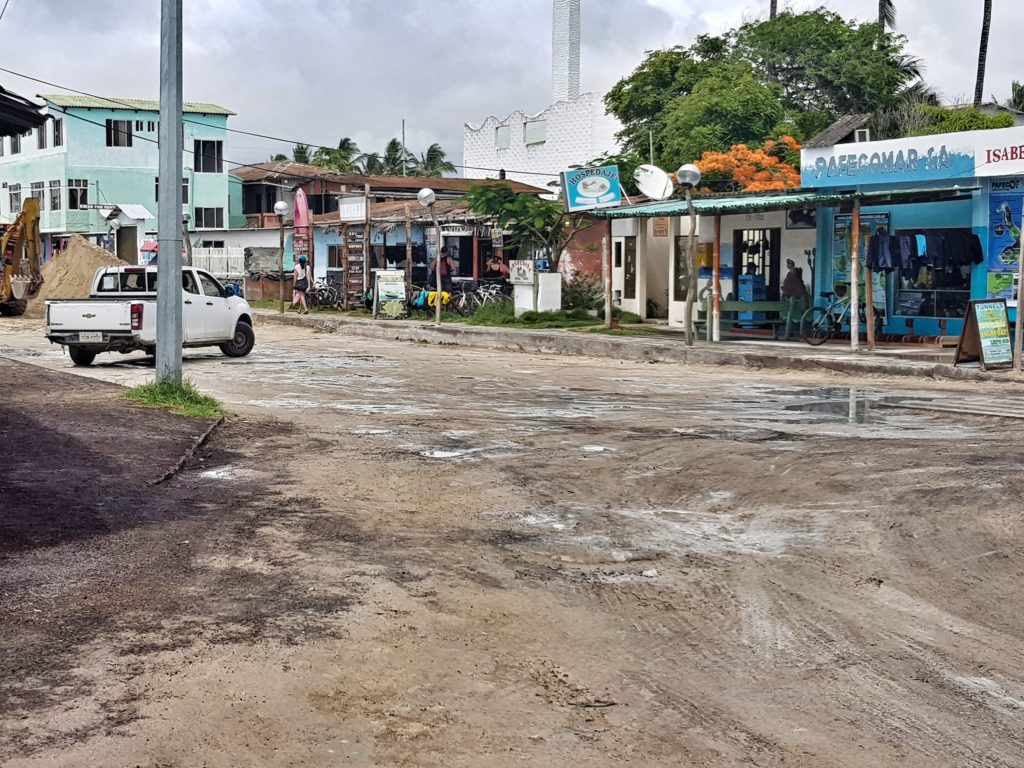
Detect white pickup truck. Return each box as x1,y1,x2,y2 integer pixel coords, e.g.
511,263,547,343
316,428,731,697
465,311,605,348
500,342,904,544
45,265,255,366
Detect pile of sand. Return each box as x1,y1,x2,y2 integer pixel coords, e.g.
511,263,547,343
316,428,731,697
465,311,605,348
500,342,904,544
26,236,128,317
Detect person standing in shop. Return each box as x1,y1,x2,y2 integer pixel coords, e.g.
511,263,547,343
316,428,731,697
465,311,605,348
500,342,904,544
431,246,456,294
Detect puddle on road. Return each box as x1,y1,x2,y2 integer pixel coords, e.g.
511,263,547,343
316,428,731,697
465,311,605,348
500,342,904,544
198,465,262,481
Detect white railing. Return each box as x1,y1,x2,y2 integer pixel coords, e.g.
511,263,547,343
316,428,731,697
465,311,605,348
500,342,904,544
192,247,245,278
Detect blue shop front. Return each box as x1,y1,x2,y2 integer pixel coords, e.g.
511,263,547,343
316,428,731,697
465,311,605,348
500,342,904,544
802,126,1024,338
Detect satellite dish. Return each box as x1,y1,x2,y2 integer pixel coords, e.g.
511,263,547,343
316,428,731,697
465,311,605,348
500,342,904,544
633,164,674,201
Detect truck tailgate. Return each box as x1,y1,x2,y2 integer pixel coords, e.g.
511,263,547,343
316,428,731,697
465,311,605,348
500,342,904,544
46,300,132,336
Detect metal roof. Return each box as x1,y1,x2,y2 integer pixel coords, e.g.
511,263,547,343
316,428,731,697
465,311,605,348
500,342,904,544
39,94,234,115
590,185,980,218
803,114,872,148
232,162,548,195
0,85,47,137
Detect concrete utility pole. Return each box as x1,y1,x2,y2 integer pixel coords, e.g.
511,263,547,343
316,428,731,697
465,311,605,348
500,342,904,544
156,0,184,384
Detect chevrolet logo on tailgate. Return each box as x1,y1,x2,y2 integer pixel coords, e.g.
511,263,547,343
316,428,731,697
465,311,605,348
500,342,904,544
82,313,96,319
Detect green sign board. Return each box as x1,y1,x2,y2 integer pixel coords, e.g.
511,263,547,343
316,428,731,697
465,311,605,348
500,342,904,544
954,299,1013,369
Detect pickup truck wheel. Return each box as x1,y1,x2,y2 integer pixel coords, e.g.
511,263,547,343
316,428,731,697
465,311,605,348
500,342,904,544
68,346,97,367
220,321,255,358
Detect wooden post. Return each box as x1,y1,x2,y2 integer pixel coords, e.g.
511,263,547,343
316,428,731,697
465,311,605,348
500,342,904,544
404,203,413,289
362,183,370,293
712,214,721,342
472,229,480,281
865,265,876,350
850,198,861,353
605,221,617,329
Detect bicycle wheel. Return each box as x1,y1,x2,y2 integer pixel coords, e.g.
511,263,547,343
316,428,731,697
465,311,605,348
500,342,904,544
801,306,831,346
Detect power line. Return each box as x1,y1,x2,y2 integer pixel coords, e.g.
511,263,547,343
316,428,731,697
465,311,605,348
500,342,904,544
0,0,12,24
0,65,562,179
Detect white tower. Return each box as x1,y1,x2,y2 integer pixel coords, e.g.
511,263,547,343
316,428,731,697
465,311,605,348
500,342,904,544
551,0,581,102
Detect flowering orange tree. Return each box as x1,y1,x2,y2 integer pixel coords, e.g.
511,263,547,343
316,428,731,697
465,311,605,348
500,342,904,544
696,136,801,192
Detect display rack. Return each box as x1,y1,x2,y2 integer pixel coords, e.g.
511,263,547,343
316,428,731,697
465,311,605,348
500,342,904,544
341,223,366,309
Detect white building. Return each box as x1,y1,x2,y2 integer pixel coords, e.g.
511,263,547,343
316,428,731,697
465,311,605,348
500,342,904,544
462,0,620,187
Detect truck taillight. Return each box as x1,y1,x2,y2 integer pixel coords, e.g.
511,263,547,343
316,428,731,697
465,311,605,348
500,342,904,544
130,303,143,331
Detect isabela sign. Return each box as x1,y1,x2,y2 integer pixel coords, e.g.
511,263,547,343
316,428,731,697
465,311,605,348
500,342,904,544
801,125,1024,188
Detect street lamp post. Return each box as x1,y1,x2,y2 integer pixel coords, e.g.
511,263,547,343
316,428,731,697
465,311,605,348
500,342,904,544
417,188,443,326
108,218,121,258
676,163,702,346
274,199,289,314
182,212,193,267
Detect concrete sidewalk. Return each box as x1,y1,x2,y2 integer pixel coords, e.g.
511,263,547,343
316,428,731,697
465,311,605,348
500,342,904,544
254,309,1021,384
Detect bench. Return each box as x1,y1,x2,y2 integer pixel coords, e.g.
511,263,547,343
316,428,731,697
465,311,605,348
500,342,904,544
695,297,807,340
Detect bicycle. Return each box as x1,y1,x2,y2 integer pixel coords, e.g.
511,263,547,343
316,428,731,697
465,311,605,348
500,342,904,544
475,282,510,307
801,290,884,346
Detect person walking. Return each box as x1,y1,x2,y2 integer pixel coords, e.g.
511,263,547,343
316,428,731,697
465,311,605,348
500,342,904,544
293,255,311,314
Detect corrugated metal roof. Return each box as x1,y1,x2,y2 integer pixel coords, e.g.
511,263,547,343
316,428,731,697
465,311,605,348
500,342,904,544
0,85,47,137
39,94,234,115
591,185,980,218
231,162,548,195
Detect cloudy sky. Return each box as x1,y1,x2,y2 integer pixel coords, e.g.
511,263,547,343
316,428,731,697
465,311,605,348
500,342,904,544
0,1,1015,174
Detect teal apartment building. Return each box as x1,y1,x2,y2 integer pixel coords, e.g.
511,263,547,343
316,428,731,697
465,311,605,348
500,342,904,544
0,94,241,260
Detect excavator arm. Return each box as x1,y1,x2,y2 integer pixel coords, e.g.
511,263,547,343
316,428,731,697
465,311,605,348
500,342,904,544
1,197,43,314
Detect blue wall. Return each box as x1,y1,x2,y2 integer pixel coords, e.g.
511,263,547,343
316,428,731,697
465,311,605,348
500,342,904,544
816,196,981,337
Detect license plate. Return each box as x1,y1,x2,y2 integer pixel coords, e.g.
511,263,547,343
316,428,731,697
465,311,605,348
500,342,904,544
79,331,103,343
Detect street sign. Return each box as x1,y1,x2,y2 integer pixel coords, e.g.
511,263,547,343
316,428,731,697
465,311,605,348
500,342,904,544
509,259,534,285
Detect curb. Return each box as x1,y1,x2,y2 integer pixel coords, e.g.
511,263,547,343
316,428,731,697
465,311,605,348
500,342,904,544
253,310,1016,385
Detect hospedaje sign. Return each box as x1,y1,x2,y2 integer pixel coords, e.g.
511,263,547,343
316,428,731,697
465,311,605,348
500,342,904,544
801,125,1024,188
560,164,622,213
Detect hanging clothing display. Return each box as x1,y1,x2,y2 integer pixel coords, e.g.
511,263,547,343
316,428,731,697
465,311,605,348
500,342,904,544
867,229,982,278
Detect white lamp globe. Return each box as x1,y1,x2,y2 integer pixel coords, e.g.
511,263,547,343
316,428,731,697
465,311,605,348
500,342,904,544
417,188,437,208
676,164,702,188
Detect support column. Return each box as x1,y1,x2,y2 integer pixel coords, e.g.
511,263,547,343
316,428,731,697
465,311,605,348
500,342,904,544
712,214,721,342
850,199,861,353
472,230,480,281
404,203,413,289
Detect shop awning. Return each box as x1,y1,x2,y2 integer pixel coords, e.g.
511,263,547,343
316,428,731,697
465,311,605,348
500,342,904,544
590,185,980,219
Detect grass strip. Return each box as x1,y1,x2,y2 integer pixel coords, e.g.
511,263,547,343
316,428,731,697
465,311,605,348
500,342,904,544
124,379,228,420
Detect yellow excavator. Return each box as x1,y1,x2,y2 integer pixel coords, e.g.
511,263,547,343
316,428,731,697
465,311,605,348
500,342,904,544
0,197,43,316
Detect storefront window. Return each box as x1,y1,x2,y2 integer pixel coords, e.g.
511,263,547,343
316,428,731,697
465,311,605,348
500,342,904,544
892,228,974,319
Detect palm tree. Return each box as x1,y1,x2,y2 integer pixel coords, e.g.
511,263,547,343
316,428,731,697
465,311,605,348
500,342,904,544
291,143,311,164
769,1,777,19
878,0,896,29
381,138,414,176
412,143,456,177
1006,80,1024,112
356,152,385,175
311,137,361,172
974,0,993,109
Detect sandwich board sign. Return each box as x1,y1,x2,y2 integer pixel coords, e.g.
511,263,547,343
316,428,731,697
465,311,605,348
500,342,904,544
953,298,1013,370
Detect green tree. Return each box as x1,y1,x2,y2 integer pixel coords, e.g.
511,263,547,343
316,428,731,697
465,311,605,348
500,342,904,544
412,143,456,177
733,10,922,117
291,143,311,164
271,153,288,162
605,37,729,161
312,137,361,172
916,105,1013,135
659,62,785,168
461,184,590,272
974,0,993,109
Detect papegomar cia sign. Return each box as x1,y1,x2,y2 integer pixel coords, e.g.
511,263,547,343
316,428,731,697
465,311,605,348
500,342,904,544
801,125,1024,188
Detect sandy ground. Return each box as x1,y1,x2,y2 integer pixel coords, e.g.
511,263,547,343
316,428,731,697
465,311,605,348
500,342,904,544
3,318,1024,767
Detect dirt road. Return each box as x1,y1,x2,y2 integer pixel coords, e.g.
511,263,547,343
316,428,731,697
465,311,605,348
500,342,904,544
3,319,1024,767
